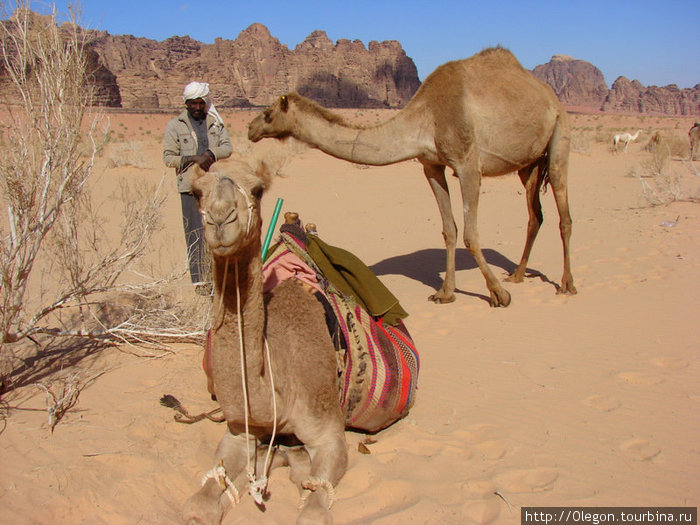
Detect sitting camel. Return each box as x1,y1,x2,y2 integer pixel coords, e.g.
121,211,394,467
248,47,576,307
689,122,700,160
182,162,410,524
612,129,642,153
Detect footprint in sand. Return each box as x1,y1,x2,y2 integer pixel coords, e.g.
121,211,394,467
649,357,689,370
583,394,621,412
474,439,512,460
616,371,664,386
450,424,513,460
620,439,661,461
493,467,559,493
453,423,501,444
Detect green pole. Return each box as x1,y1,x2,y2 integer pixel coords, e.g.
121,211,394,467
261,198,284,262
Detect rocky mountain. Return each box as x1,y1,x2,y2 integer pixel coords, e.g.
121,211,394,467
79,27,700,115
83,23,420,109
533,54,699,115
602,76,699,114
531,55,609,110
2,10,697,115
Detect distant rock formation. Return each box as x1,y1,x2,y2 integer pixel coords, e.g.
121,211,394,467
602,76,699,115
532,54,608,110
84,23,420,109
0,9,120,106
1,10,697,114
532,54,699,115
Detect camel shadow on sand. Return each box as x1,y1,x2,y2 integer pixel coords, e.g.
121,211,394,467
369,248,558,304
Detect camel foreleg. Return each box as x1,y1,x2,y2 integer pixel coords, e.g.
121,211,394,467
423,164,458,304
456,163,511,307
183,431,286,524
294,422,347,525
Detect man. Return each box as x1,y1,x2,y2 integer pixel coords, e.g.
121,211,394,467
163,82,232,294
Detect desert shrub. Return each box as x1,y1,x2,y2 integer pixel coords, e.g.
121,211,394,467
644,132,689,158
665,135,689,158
594,127,610,144
1,3,203,401
570,130,592,154
631,149,682,206
107,141,149,168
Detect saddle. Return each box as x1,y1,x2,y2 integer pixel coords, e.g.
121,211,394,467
202,213,420,433
262,213,420,433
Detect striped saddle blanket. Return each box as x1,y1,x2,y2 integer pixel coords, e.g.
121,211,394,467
263,222,420,433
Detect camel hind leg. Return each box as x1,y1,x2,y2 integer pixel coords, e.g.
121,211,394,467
506,159,545,283
546,115,577,295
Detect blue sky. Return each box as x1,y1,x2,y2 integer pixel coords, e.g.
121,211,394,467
18,0,700,89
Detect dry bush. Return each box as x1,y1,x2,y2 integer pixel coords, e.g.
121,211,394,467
645,132,689,158
631,148,682,206
570,129,593,154
594,126,610,144
107,140,149,168
0,3,206,402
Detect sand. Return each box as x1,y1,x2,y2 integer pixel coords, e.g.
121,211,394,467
1,109,698,524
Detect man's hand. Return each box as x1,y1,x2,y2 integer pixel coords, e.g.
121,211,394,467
184,151,215,172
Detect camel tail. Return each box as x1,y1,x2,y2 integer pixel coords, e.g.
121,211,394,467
540,149,551,194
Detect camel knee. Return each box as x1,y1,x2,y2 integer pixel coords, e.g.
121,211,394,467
462,230,478,252
559,217,572,239
441,222,458,246
527,214,543,235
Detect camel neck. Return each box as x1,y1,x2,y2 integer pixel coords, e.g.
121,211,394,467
210,240,272,422
292,105,429,166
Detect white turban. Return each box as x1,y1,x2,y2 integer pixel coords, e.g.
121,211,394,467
182,81,224,126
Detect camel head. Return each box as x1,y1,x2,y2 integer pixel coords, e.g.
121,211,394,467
247,93,297,142
191,162,266,258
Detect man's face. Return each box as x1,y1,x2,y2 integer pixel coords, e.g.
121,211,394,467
185,98,207,120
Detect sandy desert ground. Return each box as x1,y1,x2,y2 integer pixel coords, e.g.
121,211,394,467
1,108,698,524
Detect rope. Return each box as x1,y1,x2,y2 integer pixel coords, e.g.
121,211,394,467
201,461,240,506
298,476,337,509
203,183,278,507
234,259,279,506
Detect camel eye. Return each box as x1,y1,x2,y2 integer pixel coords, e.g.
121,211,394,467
264,110,272,123
251,186,263,201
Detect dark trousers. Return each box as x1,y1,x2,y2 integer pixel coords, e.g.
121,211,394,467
180,192,208,284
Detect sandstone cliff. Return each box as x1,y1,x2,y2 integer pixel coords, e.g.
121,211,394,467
531,55,608,110
532,54,699,115
2,10,698,115
602,76,699,115
85,23,420,109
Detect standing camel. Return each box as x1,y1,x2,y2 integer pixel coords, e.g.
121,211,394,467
612,129,642,153
689,122,700,160
182,163,411,524
249,47,576,307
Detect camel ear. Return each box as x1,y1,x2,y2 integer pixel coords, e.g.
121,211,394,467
280,95,288,112
250,179,265,201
